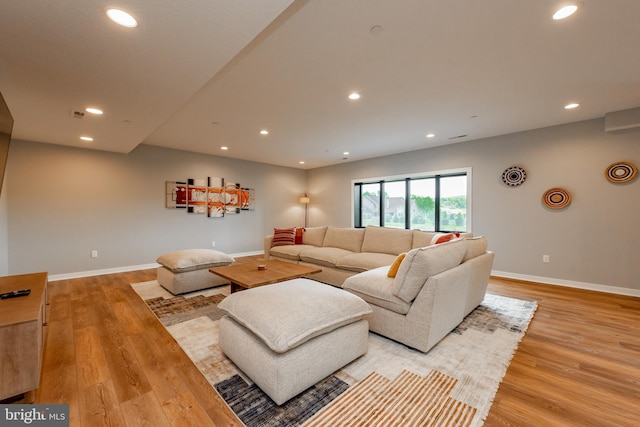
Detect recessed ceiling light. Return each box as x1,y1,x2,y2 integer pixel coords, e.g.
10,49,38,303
106,9,138,28
426,133,435,138
259,129,269,135
553,4,578,20
564,103,580,109
299,161,305,165
221,146,228,150
348,92,361,100
85,107,103,115
80,136,93,142
343,151,350,156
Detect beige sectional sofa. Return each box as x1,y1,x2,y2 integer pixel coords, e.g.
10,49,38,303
264,225,495,352
265,225,472,287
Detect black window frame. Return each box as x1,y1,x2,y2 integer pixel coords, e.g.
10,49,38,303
353,169,470,232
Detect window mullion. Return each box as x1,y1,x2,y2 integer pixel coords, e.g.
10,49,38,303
379,181,385,227
434,175,441,232
405,178,411,229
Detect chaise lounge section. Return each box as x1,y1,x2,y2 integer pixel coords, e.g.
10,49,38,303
343,237,494,352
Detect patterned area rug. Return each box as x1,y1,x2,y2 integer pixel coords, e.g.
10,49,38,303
131,281,537,426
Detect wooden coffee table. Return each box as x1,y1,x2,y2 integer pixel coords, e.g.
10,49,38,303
210,259,322,293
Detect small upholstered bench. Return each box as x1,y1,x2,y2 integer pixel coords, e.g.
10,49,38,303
156,249,234,294
218,278,371,405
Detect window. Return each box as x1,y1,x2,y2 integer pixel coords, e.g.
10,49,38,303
353,168,470,232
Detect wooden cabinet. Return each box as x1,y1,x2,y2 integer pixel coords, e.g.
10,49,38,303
0,272,48,402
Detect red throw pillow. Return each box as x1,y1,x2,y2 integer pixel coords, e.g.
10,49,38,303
295,227,305,244
272,228,296,247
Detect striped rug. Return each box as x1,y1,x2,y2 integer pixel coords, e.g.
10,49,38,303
305,370,475,426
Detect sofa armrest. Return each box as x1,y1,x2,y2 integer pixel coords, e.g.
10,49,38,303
264,235,274,260
405,262,471,351
463,251,494,315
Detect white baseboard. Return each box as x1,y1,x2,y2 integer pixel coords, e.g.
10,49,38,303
49,263,161,281
492,270,640,297
48,250,264,282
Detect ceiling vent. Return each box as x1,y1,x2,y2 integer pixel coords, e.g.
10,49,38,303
448,134,468,140
70,110,85,119
604,107,640,133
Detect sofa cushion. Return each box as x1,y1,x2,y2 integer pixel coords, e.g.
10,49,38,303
336,252,398,273
412,230,438,248
343,267,411,315
302,226,328,246
299,246,354,268
272,227,296,247
322,226,365,252
361,226,414,255
387,253,406,277
269,244,316,261
156,249,234,273
295,227,304,244
218,278,372,353
392,238,467,303
462,235,488,262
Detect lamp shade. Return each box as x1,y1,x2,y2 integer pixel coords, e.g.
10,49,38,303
299,196,310,204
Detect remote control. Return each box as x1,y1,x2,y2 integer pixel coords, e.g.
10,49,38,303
0,289,31,299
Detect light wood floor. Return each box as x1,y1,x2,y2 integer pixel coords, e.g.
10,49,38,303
31,259,639,426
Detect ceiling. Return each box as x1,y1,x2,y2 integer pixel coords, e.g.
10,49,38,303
1,0,639,170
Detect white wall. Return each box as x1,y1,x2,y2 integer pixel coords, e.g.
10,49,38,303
4,118,639,294
307,118,640,294
4,141,306,277
0,170,8,276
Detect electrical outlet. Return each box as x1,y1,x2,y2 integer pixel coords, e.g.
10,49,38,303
543,254,550,263
91,250,98,258
211,241,216,247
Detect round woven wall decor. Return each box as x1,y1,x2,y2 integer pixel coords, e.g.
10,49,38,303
542,187,571,209
502,166,526,187
605,161,637,183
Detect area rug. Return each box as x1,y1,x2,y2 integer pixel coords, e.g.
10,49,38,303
131,281,537,426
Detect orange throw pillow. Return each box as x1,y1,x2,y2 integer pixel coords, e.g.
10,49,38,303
430,232,458,245
387,253,406,278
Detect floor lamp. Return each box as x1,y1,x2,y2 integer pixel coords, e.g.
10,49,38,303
300,194,310,227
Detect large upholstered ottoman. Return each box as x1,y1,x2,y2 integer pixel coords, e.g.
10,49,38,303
218,278,372,405
156,249,234,294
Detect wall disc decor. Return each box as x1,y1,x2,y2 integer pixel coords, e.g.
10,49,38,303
502,166,526,186
605,161,637,183
542,187,571,209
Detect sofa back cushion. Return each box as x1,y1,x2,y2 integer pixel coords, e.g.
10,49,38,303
412,230,438,248
322,226,365,252
302,226,328,246
462,235,488,262
361,225,413,255
392,238,467,303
